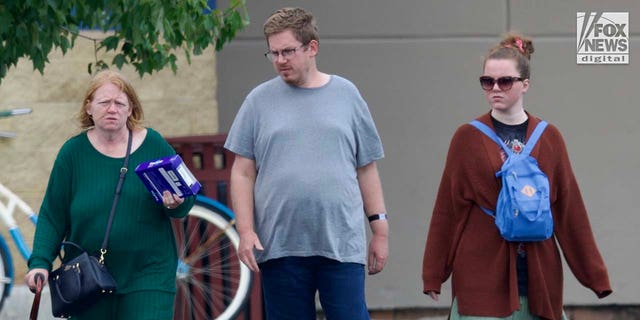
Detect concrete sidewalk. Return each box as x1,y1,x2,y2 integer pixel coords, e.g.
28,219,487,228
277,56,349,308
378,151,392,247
1,285,448,320
1,285,56,320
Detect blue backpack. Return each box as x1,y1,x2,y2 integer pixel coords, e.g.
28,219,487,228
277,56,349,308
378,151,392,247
470,120,553,242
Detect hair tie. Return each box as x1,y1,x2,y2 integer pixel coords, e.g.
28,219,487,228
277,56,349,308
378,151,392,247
515,38,524,53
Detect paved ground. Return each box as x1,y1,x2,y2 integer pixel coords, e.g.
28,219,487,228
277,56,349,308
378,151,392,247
6,285,636,320
1,285,56,320
1,284,448,320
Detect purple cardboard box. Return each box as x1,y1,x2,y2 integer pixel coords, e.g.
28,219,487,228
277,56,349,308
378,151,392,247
135,155,201,203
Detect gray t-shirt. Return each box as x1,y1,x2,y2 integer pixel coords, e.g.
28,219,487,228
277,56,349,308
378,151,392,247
224,75,384,264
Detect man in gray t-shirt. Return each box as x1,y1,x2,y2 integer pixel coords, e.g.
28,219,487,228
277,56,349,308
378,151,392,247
225,7,389,320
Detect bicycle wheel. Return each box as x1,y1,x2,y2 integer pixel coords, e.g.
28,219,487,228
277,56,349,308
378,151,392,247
173,200,253,320
0,237,11,312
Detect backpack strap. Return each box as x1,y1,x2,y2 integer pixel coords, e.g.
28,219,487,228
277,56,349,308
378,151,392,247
521,121,548,156
469,120,513,156
478,206,496,217
469,120,505,217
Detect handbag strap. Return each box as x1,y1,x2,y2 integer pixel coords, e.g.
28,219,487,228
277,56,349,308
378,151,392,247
99,129,133,262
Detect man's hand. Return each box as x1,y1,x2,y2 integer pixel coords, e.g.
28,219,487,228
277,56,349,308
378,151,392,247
367,232,388,275
238,231,264,272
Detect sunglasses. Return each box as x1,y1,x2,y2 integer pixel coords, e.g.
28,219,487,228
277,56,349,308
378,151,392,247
479,76,524,91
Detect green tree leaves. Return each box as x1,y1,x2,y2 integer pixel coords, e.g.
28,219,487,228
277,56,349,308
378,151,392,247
0,0,248,84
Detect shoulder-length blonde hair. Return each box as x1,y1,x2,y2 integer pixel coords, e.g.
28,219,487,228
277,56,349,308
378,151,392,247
76,70,144,130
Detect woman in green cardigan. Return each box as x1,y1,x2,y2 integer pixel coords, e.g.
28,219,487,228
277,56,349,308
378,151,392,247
24,70,195,319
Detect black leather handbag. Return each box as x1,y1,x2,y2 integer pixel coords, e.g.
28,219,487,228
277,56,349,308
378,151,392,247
48,130,132,318
48,242,118,317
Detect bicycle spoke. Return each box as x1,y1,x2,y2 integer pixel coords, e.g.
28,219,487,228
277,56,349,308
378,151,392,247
173,202,252,320
184,221,236,264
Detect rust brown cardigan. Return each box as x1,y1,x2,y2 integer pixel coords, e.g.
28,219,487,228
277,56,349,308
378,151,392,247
422,112,612,320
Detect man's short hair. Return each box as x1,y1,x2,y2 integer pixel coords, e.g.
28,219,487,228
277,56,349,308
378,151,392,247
263,7,319,45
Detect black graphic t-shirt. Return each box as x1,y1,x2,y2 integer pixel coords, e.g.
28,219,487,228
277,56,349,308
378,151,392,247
491,116,529,297
492,117,527,155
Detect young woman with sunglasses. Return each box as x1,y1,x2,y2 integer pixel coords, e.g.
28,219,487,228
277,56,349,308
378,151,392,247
421,32,612,320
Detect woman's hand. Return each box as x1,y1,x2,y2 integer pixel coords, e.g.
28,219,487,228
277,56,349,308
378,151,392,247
162,190,184,209
24,268,49,293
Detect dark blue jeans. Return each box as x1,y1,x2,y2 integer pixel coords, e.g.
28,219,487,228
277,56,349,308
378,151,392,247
259,256,370,320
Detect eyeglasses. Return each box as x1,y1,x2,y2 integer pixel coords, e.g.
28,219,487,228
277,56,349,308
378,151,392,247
264,44,307,62
479,76,524,91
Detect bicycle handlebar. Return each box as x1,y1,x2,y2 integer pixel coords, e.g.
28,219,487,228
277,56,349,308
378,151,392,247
0,108,32,117
0,108,32,138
